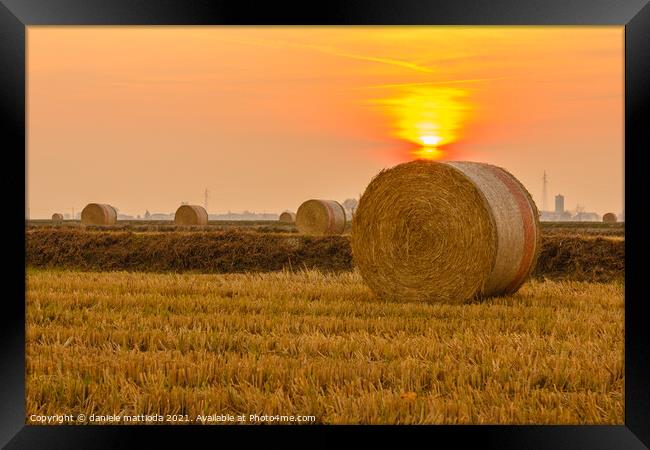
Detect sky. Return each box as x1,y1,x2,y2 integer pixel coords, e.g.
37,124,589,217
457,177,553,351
27,26,624,218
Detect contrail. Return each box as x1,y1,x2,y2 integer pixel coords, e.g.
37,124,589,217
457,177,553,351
212,37,434,73
355,77,506,90
304,44,434,73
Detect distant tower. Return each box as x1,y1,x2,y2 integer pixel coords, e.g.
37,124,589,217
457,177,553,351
554,194,565,214
542,171,548,212
203,188,210,212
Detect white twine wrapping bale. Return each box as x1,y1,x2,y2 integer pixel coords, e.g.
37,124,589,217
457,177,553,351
296,199,346,235
81,203,117,225
174,205,208,226
603,213,617,223
279,211,296,224
351,160,541,303
51,213,64,222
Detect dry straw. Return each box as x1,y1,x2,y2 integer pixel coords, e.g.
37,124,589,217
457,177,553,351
279,211,296,223
81,203,117,226
174,205,208,226
51,213,64,222
296,199,346,235
351,160,541,304
602,213,617,223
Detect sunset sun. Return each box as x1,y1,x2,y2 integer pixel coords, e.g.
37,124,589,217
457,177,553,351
370,85,473,160
420,135,441,146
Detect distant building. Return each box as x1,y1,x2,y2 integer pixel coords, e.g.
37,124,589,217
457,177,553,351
554,195,565,214
574,212,600,222
539,194,598,222
208,212,279,221
150,213,174,220
540,210,572,221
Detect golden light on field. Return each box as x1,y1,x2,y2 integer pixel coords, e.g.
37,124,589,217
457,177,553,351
26,268,624,424
371,85,473,160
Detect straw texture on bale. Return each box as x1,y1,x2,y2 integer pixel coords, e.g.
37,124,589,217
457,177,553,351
296,199,346,236
351,160,541,304
174,205,208,226
279,211,296,224
51,213,64,222
602,213,617,223
81,203,117,226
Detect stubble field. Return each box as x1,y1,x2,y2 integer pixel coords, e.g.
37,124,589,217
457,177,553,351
25,221,624,424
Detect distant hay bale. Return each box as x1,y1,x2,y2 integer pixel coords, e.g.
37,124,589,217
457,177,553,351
51,213,64,222
81,203,117,225
603,213,617,223
174,205,208,226
296,199,346,235
351,160,541,303
279,211,296,224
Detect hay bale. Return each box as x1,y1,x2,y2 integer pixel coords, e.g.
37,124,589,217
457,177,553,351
351,160,541,303
279,211,296,224
81,203,117,225
603,212,617,223
174,205,208,226
51,213,64,222
296,199,346,235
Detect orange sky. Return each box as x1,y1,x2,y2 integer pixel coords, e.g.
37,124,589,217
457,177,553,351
27,27,624,218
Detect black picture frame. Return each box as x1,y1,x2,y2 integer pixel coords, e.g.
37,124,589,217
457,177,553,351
2,1,648,447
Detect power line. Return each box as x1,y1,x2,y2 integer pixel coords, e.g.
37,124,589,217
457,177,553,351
203,188,210,212
542,170,548,212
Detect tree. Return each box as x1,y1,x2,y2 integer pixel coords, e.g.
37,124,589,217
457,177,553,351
342,198,358,215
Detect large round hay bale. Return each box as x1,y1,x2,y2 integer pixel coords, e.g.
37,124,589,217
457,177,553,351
81,203,117,225
296,199,346,235
279,211,296,224
174,205,208,226
351,160,541,303
603,212,617,223
51,213,64,222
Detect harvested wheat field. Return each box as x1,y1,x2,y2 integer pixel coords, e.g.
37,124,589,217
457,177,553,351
26,268,623,425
